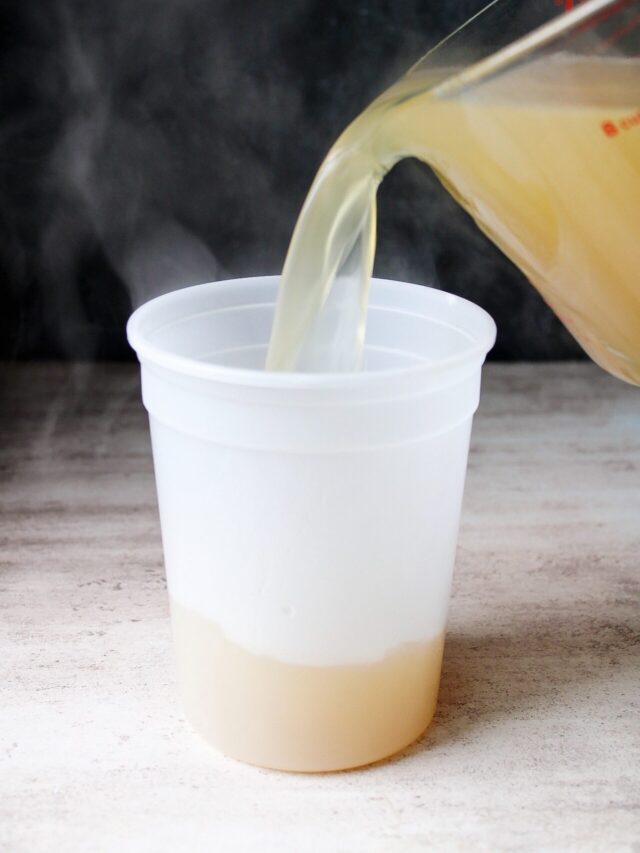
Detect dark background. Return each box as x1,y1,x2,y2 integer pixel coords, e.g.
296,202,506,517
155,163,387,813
0,0,582,362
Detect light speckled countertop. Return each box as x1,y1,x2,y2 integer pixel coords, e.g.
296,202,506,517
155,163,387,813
1,362,639,852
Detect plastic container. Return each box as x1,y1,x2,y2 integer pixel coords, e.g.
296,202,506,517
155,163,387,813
127,275,496,771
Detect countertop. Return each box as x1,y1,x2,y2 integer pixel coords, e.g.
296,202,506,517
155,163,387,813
1,362,639,852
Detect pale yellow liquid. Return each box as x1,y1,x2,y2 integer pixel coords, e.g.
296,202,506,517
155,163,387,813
170,597,445,772
267,56,640,383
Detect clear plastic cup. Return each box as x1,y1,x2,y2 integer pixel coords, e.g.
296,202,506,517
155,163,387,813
127,276,495,771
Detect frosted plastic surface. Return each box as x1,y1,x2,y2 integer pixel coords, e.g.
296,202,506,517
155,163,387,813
128,276,495,665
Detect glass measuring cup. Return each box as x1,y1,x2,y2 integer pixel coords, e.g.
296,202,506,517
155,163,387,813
267,0,640,384
408,0,640,385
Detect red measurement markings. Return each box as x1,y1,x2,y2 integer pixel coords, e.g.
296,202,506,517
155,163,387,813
602,110,640,137
620,111,640,130
554,0,587,10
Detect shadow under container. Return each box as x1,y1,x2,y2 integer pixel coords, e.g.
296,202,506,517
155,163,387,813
127,276,496,772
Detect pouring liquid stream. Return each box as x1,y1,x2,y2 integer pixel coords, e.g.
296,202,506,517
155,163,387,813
266,54,640,383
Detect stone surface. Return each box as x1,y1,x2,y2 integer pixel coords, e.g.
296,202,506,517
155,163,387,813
1,361,639,852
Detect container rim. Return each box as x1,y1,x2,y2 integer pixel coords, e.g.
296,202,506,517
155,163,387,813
126,276,497,389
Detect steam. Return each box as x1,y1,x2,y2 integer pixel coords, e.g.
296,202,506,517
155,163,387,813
0,1,474,359
14,0,310,358
49,0,225,318
0,0,582,361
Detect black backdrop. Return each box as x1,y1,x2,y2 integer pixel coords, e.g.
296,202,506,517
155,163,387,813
0,0,582,361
